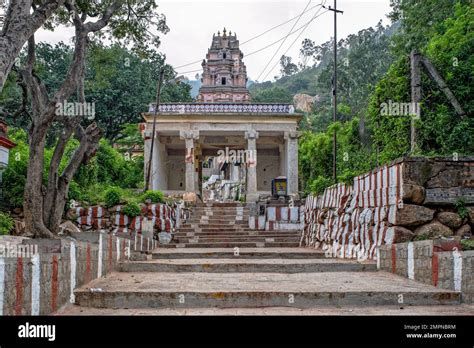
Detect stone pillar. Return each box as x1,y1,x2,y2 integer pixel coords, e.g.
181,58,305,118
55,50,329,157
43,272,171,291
180,130,199,193
279,144,287,177
284,131,299,198
151,137,168,191
245,130,259,202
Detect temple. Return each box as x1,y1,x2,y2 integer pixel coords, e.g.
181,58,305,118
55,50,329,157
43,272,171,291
142,29,302,203
197,28,250,103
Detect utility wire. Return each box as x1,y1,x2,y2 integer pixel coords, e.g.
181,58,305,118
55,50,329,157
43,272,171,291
173,2,324,71
261,3,327,81
240,3,323,46
176,8,329,75
255,0,316,82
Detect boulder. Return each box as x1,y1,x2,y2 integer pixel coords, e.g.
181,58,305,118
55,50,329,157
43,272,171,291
66,208,78,220
59,221,81,234
437,212,462,229
402,184,425,205
388,204,434,227
455,224,472,238
414,221,453,239
467,206,474,223
392,226,415,243
293,93,318,113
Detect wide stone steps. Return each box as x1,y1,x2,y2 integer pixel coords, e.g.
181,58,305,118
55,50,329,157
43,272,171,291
152,248,327,259
177,229,254,234
173,231,300,238
119,258,377,273
179,225,252,230
161,241,301,248
73,271,460,309
190,209,249,214
172,237,301,245
183,222,249,227
65,201,465,314
196,203,246,207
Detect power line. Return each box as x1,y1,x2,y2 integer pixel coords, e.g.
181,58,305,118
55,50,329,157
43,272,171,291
176,9,329,75
255,0,316,82
261,4,328,81
176,68,202,75
173,2,324,71
240,3,323,46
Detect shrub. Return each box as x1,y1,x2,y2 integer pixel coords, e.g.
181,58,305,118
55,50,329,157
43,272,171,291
67,181,82,202
461,239,474,251
122,202,141,217
142,190,164,203
454,198,468,220
0,212,14,235
309,176,333,195
104,187,122,207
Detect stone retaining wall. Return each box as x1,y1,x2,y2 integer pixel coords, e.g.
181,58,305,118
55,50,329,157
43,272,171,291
66,203,184,235
300,157,473,259
0,232,155,315
378,239,474,303
249,205,304,231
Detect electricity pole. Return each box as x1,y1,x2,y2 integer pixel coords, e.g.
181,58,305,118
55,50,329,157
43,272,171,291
145,68,165,192
324,1,343,183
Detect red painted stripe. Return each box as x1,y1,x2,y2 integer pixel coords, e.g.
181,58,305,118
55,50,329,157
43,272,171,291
15,257,23,315
85,243,91,283
276,207,281,221
51,255,59,312
432,253,439,287
391,244,397,273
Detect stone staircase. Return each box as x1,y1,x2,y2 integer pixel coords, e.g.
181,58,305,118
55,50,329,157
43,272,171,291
165,202,301,248
63,203,464,314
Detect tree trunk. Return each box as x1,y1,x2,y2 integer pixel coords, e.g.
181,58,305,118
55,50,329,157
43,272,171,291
0,0,64,92
23,127,54,238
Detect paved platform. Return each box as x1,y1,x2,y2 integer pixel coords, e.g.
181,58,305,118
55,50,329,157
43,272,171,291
57,304,474,316
74,271,460,308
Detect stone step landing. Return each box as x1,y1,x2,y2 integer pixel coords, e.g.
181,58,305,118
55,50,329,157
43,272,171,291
73,271,460,309
119,258,377,273
161,241,301,249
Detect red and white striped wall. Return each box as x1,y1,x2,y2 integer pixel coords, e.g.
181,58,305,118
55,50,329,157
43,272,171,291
0,232,158,316
301,163,405,260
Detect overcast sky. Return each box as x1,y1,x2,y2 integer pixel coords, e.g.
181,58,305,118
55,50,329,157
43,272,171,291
36,0,393,82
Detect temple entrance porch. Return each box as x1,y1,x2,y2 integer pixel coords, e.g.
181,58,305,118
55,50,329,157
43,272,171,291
143,128,299,202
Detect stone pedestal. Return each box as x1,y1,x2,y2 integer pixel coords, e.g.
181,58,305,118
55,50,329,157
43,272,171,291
245,130,259,202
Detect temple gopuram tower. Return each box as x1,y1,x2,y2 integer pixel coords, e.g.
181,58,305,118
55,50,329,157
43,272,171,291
142,29,301,204
197,28,250,103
